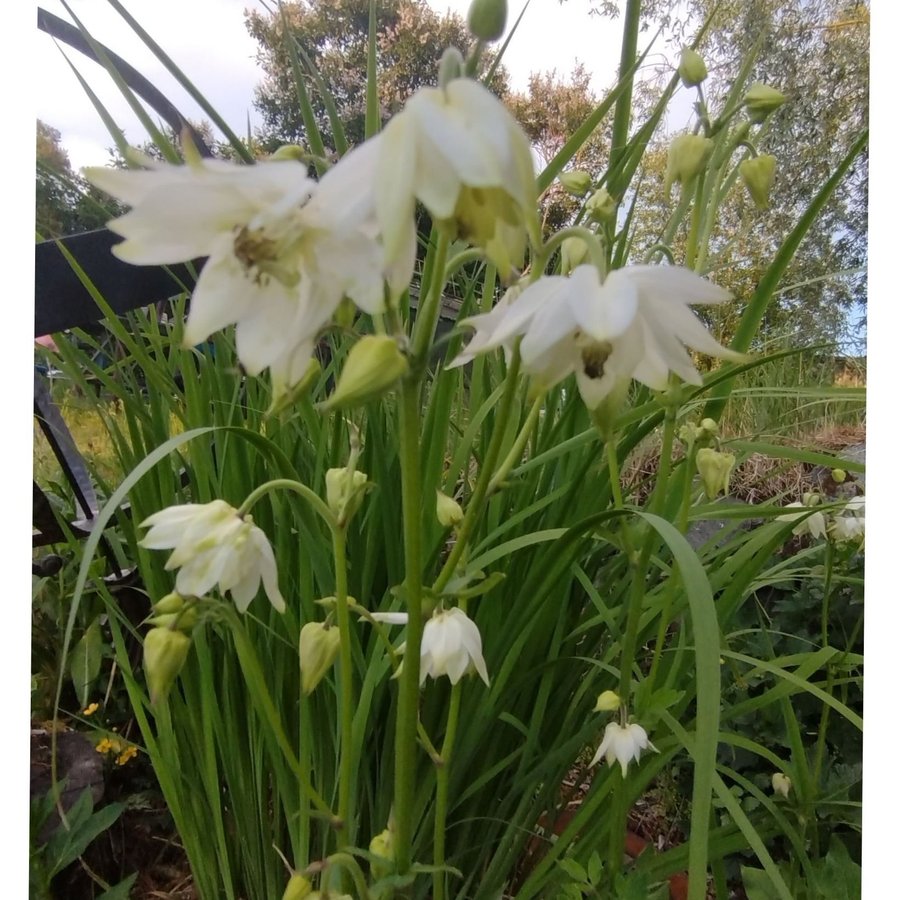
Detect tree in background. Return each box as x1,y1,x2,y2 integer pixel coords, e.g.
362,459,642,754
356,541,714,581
580,0,869,351
36,120,112,239
245,0,488,153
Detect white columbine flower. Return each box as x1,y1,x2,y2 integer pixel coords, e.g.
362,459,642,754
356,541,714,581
831,495,865,544
140,500,285,613
778,500,827,540
590,721,658,776
376,77,540,279
370,607,489,686
86,142,411,401
450,264,742,407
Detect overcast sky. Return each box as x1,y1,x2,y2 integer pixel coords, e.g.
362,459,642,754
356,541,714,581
33,0,686,170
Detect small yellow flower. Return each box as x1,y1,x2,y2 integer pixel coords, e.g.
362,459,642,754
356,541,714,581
116,745,138,766
95,738,114,755
83,702,100,717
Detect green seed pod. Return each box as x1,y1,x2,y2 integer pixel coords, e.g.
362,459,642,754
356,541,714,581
299,622,342,695
144,627,191,705
320,336,409,411
467,0,508,42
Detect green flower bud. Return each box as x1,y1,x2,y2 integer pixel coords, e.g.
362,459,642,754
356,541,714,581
664,134,714,198
271,145,306,162
738,154,776,209
325,466,369,525
743,83,786,123
802,491,821,507
831,468,847,484
144,627,191,705
558,169,592,197
771,772,792,798
467,0,507,42
560,236,589,274
299,621,341,695
152,592,185,615
594,689,621,712
699,418,719,437
678,48,708,87
281,874,314,900
321,336,408,411
696,448,735,499
436,490,464,528
369,826,395,879
146,606,199,633
585,188,617,224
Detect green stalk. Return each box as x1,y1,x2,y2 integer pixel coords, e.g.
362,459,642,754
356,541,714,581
433,682,463,900
432,351,522,593
393,377,425,874
411,232,451,363
608,0,643,191
487,393,544,494
333,527,355,849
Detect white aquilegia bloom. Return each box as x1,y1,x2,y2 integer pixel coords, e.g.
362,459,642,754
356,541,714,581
86,142,411,401
831,495,865,544
450,264,742,407
370,607,490,686
140,500,285,613
376,77,540,279
778,500,827,540
590,721,658,776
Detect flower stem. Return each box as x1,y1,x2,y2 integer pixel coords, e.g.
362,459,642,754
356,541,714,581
432,349,522,594
411,232,451,363
393,377,425,874
237,478,337,531
433,681,462,900
332,526,355,850
487,392,544,495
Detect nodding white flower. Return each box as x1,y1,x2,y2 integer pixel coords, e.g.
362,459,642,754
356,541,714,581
450,264,742,407
376,77,539,279
140,500,285,613
86,142,409,401
771,772,792,798
590,721,658,776
778,500,827,540
370,607,490,686
831,495,865,544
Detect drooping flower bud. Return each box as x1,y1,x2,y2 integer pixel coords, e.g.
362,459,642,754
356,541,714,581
594,689,621,712
467,0,508,42
144,627,191,705
558,170,592,197
152,592,185,615
743,83,786,123
678,48,708,87
146,605,199,633
325,467,369,525
436,490,464,528
664,134,714,198
739,154,776,209
369,825,396,879
270,145,306,163
771,772,792,798
299,621,342,695
585,188,617,224
438,46,465,88
560,236,590,274
281,874,314,900
699,418,719,437
696,447,736,499
321,336,409,411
